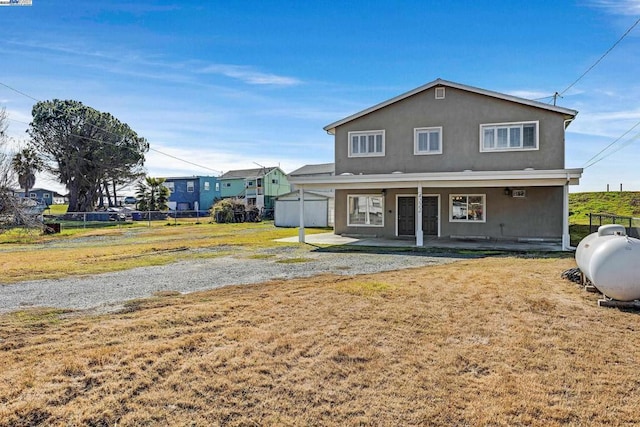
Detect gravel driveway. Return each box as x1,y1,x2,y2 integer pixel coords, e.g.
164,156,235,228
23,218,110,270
0,247,464,314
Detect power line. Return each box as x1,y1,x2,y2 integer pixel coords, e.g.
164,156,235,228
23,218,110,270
583,119,640,169
560,17,640,96
0,81,40,102
0,81,224,175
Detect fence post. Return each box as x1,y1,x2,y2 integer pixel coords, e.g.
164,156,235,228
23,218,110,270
83,212,87,228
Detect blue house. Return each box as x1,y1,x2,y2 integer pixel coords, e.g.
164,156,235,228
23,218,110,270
162,176,221,212
14,187,66,207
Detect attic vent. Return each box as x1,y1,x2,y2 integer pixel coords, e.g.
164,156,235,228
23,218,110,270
435,87,445,99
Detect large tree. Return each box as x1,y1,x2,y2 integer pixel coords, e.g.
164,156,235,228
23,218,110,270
28,100,149,212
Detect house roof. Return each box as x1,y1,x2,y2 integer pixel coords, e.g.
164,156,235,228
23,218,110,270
288,163,335,176
323,78,578,134
276,189,334,200
16,187,65,197
162,176,218,181
220,167,278,180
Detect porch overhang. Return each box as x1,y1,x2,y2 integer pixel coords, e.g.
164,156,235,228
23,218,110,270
289,168,583,190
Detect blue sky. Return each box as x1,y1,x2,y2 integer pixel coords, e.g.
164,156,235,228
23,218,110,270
1,0,639,193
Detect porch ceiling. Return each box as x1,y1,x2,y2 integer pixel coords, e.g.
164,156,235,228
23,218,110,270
289,168,583,190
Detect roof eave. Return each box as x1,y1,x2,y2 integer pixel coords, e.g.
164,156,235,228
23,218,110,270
323,78,578,133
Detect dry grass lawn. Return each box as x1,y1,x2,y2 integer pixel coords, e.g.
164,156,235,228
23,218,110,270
0,222,314,283
2,255,639,426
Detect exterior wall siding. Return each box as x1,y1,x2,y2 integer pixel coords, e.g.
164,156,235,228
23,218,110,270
335,86,567,175
335,186,563,240
220,179,245,198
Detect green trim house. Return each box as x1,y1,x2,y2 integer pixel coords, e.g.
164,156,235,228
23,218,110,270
220,167,291,210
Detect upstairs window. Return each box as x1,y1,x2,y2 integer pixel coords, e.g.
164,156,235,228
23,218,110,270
414,127,442,155
187,181,195,192
480,121,538,152
163,182,174,192
348,130,385,157
204,182,210,191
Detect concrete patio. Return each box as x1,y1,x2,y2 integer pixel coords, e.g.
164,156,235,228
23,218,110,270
276,232,567,252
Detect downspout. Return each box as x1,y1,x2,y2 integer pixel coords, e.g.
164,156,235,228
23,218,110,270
416,182,424,247
298,187,305,243
562,173,572,251
562,116,575,251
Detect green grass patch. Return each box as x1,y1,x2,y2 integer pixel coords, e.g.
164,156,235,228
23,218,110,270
276,257,314,264
569,191,640,225
9,308,72,327
247,254,276,260
44,204,69,215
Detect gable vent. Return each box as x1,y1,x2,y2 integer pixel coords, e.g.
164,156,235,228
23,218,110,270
435,87,445,99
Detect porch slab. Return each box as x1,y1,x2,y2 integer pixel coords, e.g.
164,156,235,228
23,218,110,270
276,232,566,252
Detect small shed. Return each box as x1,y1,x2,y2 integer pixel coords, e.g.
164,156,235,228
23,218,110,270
275,190,334,228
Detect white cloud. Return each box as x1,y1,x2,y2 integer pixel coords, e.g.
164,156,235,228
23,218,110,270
589,0,640,15
506,89,554,101
199,64,302,86
570,108,640,137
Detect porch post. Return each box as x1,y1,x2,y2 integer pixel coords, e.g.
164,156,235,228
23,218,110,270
298,188,305,243
562,182,570,250
416,182,424,247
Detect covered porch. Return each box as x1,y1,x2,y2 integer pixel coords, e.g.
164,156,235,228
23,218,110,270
289,168,582,251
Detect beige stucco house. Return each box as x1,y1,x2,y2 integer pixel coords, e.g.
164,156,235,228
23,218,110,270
289,79,583,249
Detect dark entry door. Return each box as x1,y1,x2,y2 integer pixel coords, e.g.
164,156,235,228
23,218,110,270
422,196,438,236
397,197,415,236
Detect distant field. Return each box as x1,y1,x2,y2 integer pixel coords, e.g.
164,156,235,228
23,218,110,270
569,191,640,224
568,191,640,244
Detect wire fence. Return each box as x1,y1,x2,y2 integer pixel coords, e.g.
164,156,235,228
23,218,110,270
589,213,640,238
42,209,213,231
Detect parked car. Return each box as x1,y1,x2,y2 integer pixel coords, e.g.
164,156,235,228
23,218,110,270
123,196,137,205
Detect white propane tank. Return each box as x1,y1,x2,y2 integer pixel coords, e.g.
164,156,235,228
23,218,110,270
575,224,640,301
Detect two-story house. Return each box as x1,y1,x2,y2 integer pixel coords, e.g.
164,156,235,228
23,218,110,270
162,176,221,212
219,167,291,211
289,79,583,250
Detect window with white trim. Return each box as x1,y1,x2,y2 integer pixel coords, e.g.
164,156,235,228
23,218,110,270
204,182,210,191
348,130,385,157
187,181,195,192
480,121,538,151
414,127,442,155
347,195,384,227
450,194,485,222
164,182,175,191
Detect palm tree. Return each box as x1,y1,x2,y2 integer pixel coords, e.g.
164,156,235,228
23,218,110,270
11,148,43,200
135,176,170,211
